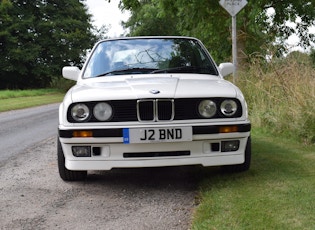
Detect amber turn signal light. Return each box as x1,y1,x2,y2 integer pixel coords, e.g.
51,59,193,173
219,126,238,133
73,131,93,137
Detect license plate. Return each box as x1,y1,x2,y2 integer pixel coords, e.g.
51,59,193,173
123,127,192,144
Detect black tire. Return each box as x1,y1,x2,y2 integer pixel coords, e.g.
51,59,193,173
221,136,251,173
57,137,87,181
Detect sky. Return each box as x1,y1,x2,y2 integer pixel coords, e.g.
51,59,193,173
85,0,130,38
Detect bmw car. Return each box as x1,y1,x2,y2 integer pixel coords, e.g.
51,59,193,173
58,36,251,181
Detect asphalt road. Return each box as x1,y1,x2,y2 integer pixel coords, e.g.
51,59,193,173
0,104,199,229
0,103,59,163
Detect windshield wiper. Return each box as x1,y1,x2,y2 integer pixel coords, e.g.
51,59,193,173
151,66,217,75
150,66,202,74
94,68,159,77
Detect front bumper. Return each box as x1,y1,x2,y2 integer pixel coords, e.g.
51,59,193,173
59,123,250,170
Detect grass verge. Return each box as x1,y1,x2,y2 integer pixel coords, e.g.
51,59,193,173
0,89,64,112
191,129,315,229
236,54,315,144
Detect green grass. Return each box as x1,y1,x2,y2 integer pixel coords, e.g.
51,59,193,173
0,89,64,112
192,129,315,230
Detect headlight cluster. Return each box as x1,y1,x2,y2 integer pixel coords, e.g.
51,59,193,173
70,102,113,122
198,100,217,118
198,99,238,118
220,99,237,116
93,102,113,121
71,104,90,122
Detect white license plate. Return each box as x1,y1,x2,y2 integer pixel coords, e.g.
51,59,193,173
123,127,192,144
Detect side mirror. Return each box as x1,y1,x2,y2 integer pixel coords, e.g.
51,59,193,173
62,66,80,81
218,63,234,77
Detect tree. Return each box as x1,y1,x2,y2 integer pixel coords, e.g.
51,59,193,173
0,0,97,89
117,0,315,64
120,0,179,36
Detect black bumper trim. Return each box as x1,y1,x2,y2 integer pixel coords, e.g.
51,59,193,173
59,123,251,138
59,129,123,138
193,123,251,135
123,151,191,158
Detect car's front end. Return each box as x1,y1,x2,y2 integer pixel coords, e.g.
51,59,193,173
58,36,251,181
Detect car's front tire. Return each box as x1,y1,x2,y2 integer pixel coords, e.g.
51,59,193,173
57,137,87,181
221,136,251,173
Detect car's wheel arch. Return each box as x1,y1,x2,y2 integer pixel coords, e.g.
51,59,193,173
57,137,87,181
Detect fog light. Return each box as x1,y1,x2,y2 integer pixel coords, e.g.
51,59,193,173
72,146,91,157
221,140,239,152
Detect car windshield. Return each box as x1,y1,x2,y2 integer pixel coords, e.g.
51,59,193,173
83,37,218,78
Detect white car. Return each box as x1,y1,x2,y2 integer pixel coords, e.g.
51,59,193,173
58,36,251,181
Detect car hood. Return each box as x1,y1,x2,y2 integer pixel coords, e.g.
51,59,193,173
69,74,238,102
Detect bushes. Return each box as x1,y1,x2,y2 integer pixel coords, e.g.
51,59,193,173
50,76,75,93
311,49,315,67
237,53,315,144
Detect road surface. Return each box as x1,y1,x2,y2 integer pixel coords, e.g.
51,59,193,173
0,103,59,163
0,104,199,229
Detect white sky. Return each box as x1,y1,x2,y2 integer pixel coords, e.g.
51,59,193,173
85,0,130,38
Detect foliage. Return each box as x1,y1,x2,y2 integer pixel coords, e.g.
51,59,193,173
237,52,315,144
118,0,315,63
0,0,97,89
311,49,315,67
50,76,75,92
120,0,179,36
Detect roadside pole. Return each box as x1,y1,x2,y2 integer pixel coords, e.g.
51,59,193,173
219,0,247,82
232,15,237,81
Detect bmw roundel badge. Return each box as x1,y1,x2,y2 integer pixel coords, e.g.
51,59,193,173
150,89,160,94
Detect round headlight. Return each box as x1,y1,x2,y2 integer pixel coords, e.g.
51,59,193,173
71,104,90,122
93,102,113,121
221,100,237,116
198,100,217,118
